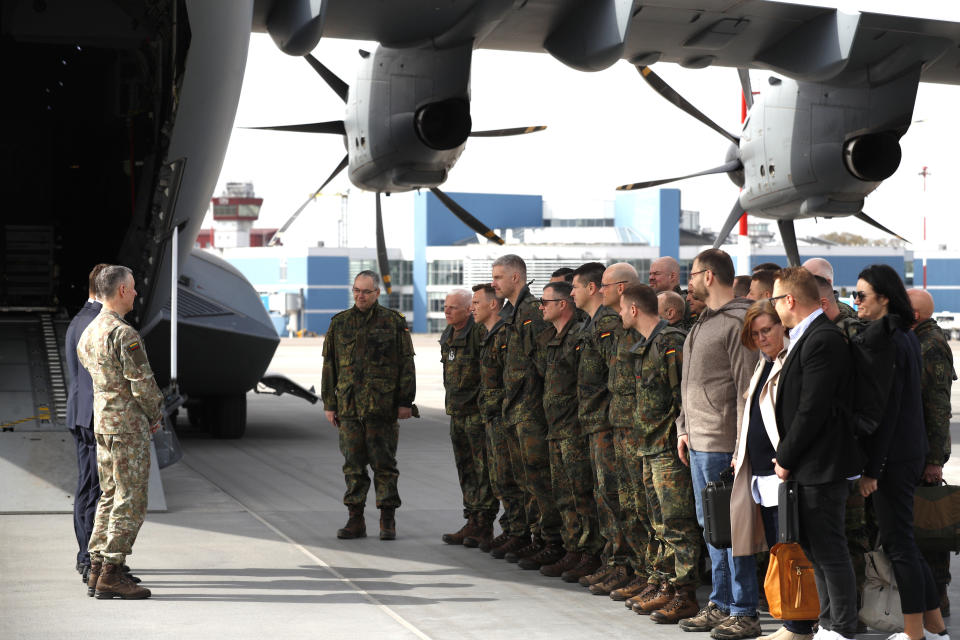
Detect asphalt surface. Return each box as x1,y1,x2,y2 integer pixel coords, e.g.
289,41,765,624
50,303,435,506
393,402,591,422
3,336,960,639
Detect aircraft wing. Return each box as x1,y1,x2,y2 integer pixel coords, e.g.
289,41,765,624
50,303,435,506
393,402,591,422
253,0,960,85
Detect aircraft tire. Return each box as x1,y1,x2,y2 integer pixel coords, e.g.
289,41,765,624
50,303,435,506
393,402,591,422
203,395,247,439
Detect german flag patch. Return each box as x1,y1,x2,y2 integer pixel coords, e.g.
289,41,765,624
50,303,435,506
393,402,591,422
127,341,140,352
665,348,676,356
522,319,533,326
600,332,611,339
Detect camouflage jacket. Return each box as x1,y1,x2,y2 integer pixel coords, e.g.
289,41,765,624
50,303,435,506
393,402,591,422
607,323,640,430
915,318,956,466
629,320,687,455
538,316,583,440
577,305,620,434
76,310,163,435
478,319,507,423
321,301,416,420
500,285,549,426
440,316,483,417
837,299,859,321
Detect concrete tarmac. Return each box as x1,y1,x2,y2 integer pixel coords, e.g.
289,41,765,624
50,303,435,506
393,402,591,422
4,336,960,639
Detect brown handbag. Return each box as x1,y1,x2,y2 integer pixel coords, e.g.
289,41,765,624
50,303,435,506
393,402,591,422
764,542,820,620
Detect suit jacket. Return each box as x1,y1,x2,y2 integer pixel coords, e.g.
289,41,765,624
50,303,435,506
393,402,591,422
66,300,102,431
775,313,862,485
861,327,928,478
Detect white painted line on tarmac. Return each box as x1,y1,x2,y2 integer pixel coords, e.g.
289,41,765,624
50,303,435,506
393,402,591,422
184,460,433,640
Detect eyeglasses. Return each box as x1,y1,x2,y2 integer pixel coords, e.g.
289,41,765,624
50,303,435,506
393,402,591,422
689,269,709,278
768,294,788,304
852,291,873,302
538,298,565,305
599,280,628,289
352,287,378,296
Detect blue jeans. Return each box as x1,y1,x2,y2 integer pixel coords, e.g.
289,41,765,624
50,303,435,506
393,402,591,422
690,449,758,616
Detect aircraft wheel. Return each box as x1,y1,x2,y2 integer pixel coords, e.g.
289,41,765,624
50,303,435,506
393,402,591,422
203,395,247,439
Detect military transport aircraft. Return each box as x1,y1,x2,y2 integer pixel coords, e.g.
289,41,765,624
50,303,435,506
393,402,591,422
4,0,959,437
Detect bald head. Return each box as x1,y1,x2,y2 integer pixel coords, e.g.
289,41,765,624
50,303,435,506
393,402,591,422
649,256,680,293
658,290,685,325
606,262,639,283
802,258,834,286
907,288,935,325
602,262,640,310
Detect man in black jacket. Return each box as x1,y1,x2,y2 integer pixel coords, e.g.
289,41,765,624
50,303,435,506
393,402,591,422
772,267,861,640
65,263,108,580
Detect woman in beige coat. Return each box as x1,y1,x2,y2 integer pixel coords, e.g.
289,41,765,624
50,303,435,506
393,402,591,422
732,300,815,640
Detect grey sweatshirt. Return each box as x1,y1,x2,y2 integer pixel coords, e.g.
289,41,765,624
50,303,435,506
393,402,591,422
676,297,758,452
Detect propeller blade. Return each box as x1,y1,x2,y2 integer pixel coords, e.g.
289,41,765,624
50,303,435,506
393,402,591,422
738,68,754,111
245,121,346,135
712,199,746,248
637,65,739,145
469,126,547,137
617,159,742,191
375,192,393,294
429,188,505,245
777,219,801,267
305,54,349,103
266,154,348,247
854,212,910,243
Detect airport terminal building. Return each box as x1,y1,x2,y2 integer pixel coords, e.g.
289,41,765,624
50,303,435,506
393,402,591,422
205,189,959,335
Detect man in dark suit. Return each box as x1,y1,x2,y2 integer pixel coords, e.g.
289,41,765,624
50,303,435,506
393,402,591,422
772,267,862,640
66,264,109,579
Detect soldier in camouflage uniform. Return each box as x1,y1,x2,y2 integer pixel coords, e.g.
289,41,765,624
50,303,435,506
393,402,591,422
570,262,623,584
620,283,702,623
471,283,528,553
909,288,957,614
492,254,563,565
649,256,697,331
322,270,416,541
440,289,497,545
77,265,161,600
536,281,602,576
684,289,704,332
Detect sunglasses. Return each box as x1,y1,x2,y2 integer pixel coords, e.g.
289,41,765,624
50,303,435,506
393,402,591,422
852,291,873,302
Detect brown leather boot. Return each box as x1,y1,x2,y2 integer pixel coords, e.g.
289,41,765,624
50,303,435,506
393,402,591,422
579,564,613,587
610,575,650,601
504,537,544,564
86,560,102,597
94,562,151,599
337,505,367,539
518,542,564,570
589,564,633,595
562,553,602,583
491,535,529,559
625,581,659,609
379,508,396,540
540,551,582,578
637,580,676,614
442,514,474,545
463,513,493,549
479,528,510,553
650,584,700,624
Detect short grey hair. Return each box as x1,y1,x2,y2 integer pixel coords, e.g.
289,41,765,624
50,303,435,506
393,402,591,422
97,265,133,300
355,270,380,287
492,254,526,277
446,288,472,307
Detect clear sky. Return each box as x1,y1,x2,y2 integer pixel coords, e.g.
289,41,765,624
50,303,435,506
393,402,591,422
212,30,960,255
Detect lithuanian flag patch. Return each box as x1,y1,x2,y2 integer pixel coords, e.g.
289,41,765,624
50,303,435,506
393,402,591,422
127,341,140,352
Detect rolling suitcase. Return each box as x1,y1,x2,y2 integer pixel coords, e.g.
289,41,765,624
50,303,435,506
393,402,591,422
702,469,733,549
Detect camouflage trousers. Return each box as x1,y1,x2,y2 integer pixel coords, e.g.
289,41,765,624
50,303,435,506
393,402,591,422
89,430,150,566
613,428,655,580
589,429,628,566
845,479,871,600
486,417,527,536
921,480,952,587
449,413,497,516
338,417,400,509
513,420,561,543
642,450,701,587
548,435,603,554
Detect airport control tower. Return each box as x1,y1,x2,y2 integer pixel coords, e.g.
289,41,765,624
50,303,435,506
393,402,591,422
211,182,263,248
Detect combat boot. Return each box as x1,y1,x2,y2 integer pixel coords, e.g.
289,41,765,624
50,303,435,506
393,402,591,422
478,527,509,553
504,537,544,564
589,564,633,595
540,550,582,578
626,581,659,609
579,564,614,587
518,542,565,570
562,553,602,583
86,560,102,597
379,508,396,540
337,505,367,539
651,584,700,624
463,513,494,549
637,580,676,614
442,514,474,545
491,535,528,559
610,575,651,601
94,562,151,600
